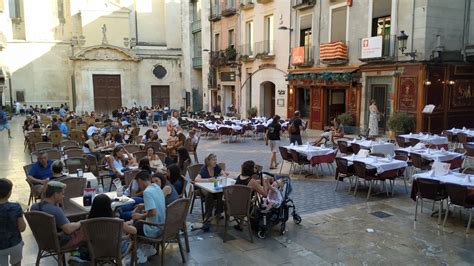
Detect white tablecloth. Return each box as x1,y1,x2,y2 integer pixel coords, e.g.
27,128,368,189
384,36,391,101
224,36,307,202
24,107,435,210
446,128,474,137
347,140,395,156
397,147,463,162
399,134,448,145
343,155,408,174
285,145,335,160
414,171,474,186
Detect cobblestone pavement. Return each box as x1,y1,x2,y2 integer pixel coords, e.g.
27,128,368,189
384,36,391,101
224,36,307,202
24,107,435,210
1,116,473,265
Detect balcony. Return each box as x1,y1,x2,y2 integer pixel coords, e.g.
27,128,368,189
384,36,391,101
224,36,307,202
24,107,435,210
292,0,316,9
256,0,272,3
240,0,255,10
238,44,255,62
191,20,201,33
210,47,237,67
222,0,237,16
192,56,202,68
208,6,221,21
358,35,396,62
291,46,314,67
320,41,348,65
255,40,275,60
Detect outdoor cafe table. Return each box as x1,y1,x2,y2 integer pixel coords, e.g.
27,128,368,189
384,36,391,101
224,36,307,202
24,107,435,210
194,177,236,193
399,133,448,145
70,191,135,212
445,128,474,137
347,140,395,155
396,147,463,162
284,144,335,166
342,155,408,174
411,170,474,201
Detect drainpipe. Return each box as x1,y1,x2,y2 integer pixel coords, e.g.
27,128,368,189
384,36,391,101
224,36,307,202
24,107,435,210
410,0,416,55
463,0,471,62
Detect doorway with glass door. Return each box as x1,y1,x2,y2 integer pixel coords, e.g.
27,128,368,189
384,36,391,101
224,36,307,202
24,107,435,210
370,85,387,134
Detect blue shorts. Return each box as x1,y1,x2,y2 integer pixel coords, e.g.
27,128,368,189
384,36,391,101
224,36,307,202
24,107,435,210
0,123,10,131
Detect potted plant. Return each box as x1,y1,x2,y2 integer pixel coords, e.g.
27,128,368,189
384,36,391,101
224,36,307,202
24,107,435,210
337,112,355,134
247,106,258,118
225,46,237,61
387,112,416,137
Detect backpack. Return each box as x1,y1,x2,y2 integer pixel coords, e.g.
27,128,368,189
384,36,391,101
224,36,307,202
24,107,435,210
288,120,297,134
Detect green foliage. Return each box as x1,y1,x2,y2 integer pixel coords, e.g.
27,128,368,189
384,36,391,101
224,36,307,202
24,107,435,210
247,106,258,118
387,112,416,133
337,113,354,126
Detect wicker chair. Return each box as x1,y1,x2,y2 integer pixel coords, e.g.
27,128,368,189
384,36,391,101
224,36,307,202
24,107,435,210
144,141,163,153
135,199,190,265
278,146,294,174
60,140,79,149
25,211,78,266
69,129,85,145
335,157,354,192
184,136,200,163
411,153,433,174
24,164,41,206
414,178,447,224
408,138,420,147
187,164,205,219
64,148,84,159
27,132,44,152
81,218,135,265
443,183,474,233
133,151,147,162
49,130,63,147
337,140,353,156
60,177,88,219
64,157,87,174
289,149,311,175
35,142,53,151
218,127,234,143
351,143,361,155
123,144,140,154
223,185,254,243
395,136,408,148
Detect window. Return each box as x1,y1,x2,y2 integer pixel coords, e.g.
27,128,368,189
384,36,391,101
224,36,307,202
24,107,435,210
228,29,234,47
192,0,201,22
330,5,347,42
226,0,235,9
193,31,202,57
9,0,21,19
371,0,391,36
212,0,220,15
299,14,312,46
264,15,274,53
214,33,220,51
245,21,253,55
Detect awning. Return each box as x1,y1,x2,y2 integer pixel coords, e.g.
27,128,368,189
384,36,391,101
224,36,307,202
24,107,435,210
287,68,359,83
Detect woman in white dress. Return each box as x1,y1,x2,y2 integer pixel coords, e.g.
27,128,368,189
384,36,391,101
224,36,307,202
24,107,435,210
368,99,380,137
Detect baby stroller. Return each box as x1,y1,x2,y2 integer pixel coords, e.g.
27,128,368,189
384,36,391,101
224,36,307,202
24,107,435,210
251,172,302,239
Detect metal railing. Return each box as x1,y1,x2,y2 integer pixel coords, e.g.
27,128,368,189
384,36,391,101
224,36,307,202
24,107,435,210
209,4,221,21
254,40,275,58
358,35,397,61
291,45,314,66
239,43,254,57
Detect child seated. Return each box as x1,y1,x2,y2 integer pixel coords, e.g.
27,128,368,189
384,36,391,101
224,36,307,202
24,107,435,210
262,182,283,212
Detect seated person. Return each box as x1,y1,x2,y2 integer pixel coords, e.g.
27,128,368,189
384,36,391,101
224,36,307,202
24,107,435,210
141,129,155,143
186,129,199,147
31,181,82,248
313,118,344,146
82,133,104,155
131,171,166,238
51,160,67,180
235,160,270,197
114,133,125,146
167,163,186,196
176,147,191,176
146,147,165,173
101,131,115,148
151,173,179,206
106,146,137,179
195,153,229,223
27,151,54,194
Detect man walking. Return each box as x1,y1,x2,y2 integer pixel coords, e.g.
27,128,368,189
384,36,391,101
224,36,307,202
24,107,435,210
0,107,12,139
288,111,305,145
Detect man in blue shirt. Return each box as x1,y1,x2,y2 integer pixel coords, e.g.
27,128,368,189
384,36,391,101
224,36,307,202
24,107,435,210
28,151,54,193
0,108,12,139
132,170,166,238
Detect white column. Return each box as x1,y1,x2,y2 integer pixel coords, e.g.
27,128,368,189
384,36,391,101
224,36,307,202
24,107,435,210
391,0,398,58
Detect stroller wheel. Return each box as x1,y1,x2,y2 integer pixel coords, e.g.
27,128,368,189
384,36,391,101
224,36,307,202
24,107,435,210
257,230,266,239
293,214,302,224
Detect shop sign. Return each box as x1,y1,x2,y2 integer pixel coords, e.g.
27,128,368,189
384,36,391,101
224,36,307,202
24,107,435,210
398,77,417,113
361,36,383,59
291,47,305,65
220,72,235,81
277,90,285,95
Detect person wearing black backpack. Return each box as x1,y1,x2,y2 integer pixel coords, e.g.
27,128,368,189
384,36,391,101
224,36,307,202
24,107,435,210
288,111,304,145
266,115,282,169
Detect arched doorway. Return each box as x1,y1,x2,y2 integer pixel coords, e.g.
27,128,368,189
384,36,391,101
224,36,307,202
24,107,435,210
261,81,275,118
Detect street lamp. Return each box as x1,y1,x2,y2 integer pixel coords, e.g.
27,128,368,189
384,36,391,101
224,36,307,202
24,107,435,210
278,26,293,70
397,30,417,60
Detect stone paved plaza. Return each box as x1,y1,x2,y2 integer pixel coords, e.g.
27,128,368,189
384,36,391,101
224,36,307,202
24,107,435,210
2,116,474,265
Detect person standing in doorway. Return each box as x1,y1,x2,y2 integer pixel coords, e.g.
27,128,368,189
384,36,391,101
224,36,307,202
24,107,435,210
368,99,380,137
0,107,13,139
288,111,304,145
266,115,282,169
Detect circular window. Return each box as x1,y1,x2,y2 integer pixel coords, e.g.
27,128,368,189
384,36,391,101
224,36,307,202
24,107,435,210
152,65,167,79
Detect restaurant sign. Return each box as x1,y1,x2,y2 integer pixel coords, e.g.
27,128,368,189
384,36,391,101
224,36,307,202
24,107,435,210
220,72,236,82
360,36,383,59
291,47,305,65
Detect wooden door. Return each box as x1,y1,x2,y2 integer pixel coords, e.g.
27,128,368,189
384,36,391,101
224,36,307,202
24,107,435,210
151,86,170,107
93,75,121,114
310,87,323,129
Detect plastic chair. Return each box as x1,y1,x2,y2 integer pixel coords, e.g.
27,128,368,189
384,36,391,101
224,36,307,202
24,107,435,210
135,199,190,265
223,185,254,243
25,211,78,266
